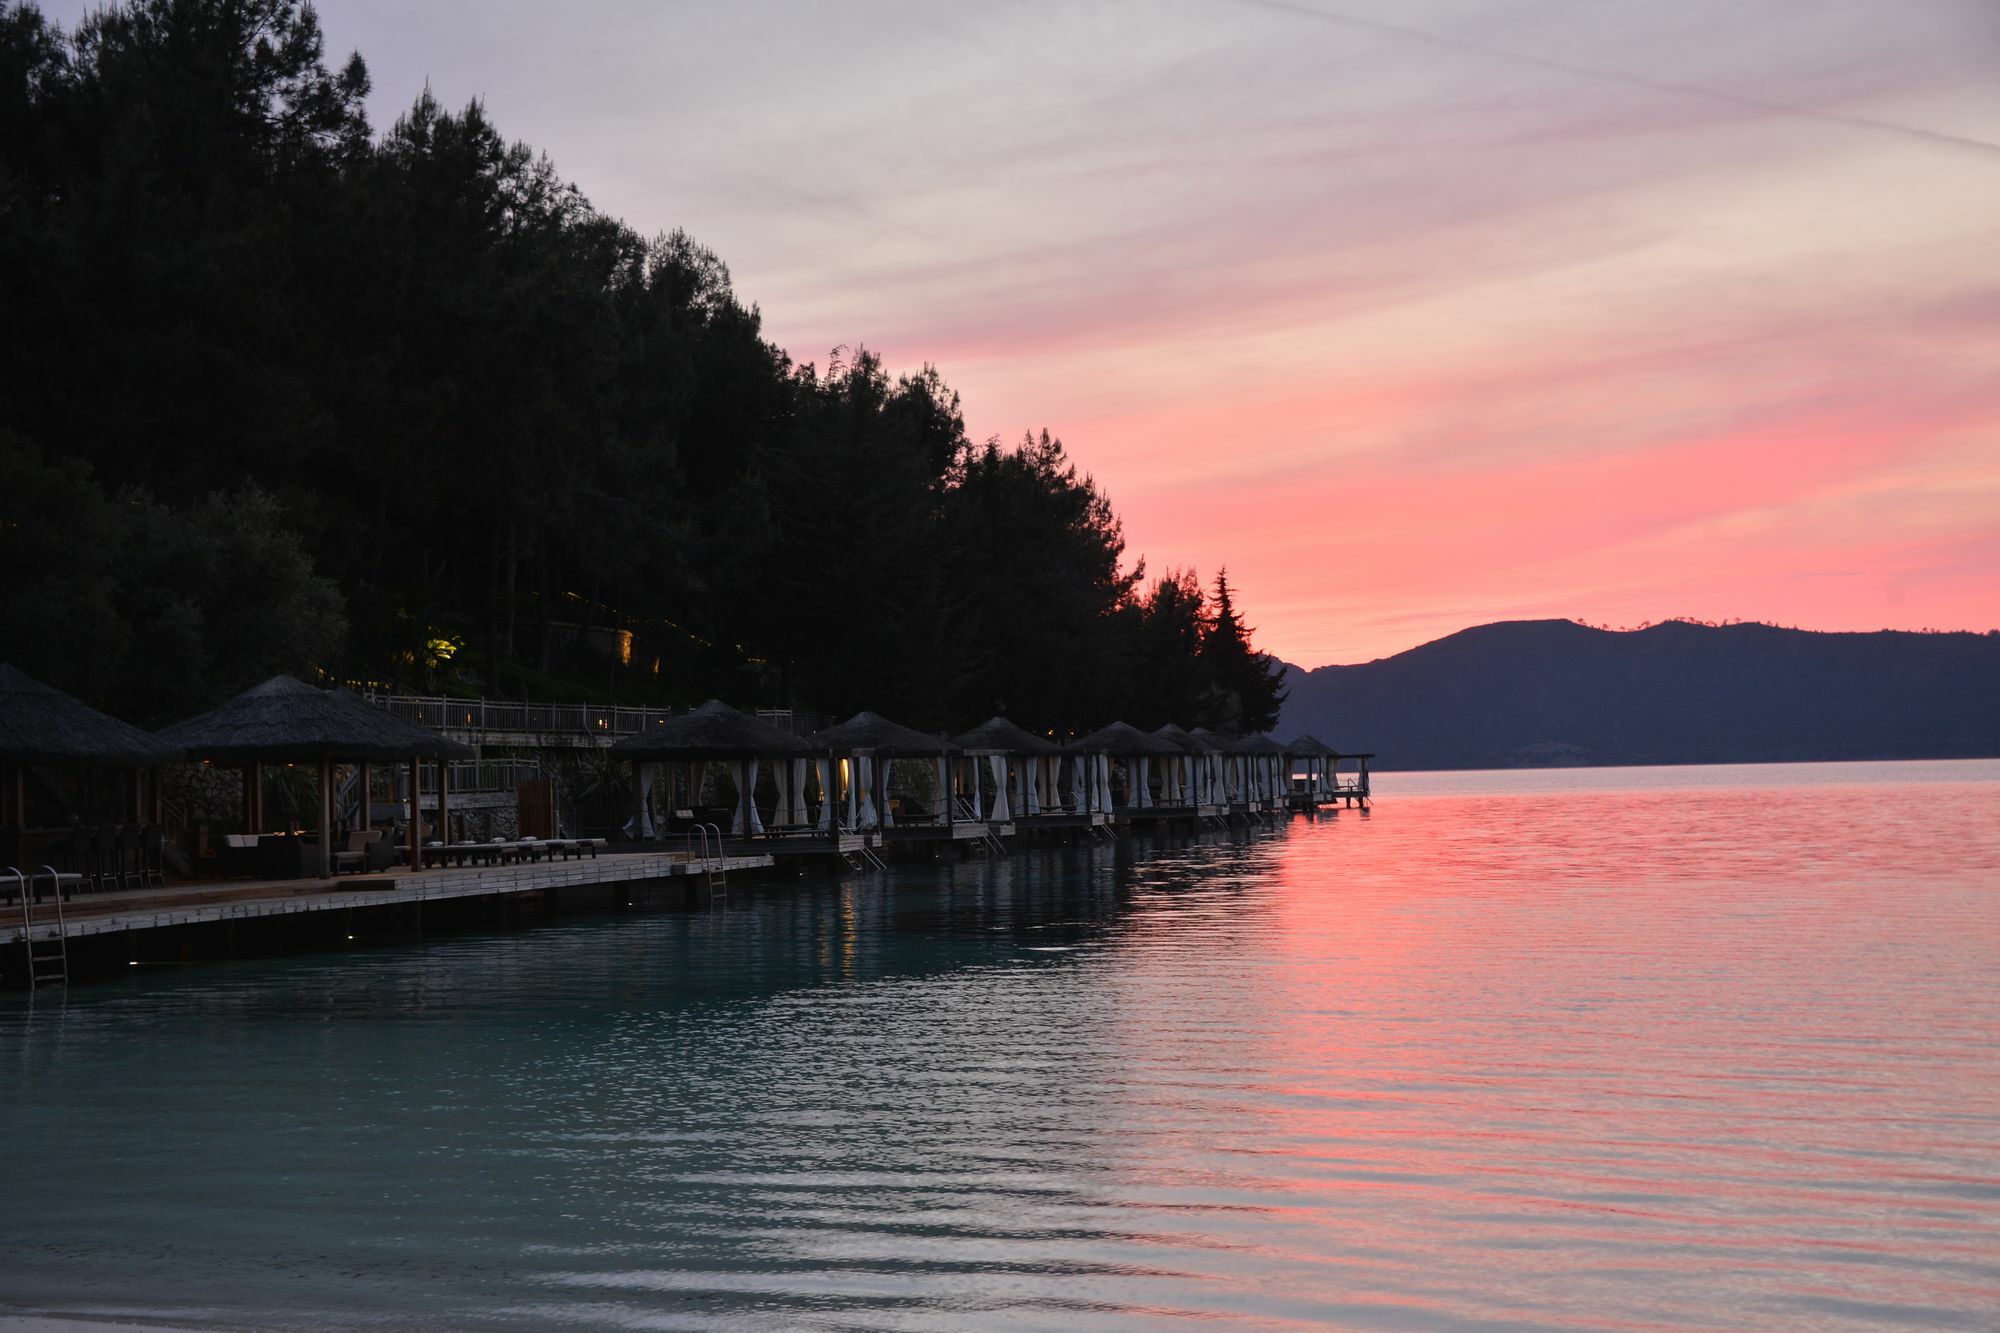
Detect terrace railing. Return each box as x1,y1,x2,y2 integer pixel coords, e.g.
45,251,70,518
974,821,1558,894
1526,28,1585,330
368,694,668,737
416,759,546,796
361,694,827,743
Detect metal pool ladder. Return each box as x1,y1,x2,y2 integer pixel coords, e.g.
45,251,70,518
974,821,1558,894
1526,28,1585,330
6,865,69,991
685,823,726,886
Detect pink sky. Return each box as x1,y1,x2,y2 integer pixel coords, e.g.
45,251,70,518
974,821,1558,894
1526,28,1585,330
64,0,2000,666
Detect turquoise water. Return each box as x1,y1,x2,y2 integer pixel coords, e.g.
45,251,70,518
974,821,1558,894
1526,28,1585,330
4,761,1999,1330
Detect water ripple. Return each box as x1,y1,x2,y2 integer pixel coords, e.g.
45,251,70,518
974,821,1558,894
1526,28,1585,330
3,761,1998,1330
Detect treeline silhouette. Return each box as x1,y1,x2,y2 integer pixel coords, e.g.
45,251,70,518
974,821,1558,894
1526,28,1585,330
1280,620,2000,768
0,0,1285,735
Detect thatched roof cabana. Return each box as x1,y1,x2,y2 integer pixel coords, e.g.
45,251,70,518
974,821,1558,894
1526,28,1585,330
158,676,472,878
953,716,1059,756
0,664,178,768
1070,721,1178,812
158,676,472,762
808,711,957,757
1236,734,1287,756
952,717,1065,824
1071,721,1179,756
1282,734,1336,758
802,712,958,834
610,700,810,760
612,700,812,839
1151,723,1213,755
1145,723,1214,809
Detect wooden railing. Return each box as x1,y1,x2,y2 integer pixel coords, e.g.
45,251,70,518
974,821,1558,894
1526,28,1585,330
361,694,826,741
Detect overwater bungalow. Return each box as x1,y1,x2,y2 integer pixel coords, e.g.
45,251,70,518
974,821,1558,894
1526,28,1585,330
1055,730,1109,823
1187,727,1235,806
1182,728,1276,819
1151,724,1227,821
806,711,962,847
954,716,1094,832
1236,734,1289,817
608,700,812,840
1281,734,1337,804
157,675,474,879
1,664,179,901
1069,721,1181,820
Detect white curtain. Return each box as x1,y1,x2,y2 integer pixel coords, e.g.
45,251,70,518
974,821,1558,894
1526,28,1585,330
1133,756,1150,808
880,758,895,829
970,756,983,822
816,758,835,832
856,756,879,830
988,755,1011,822
742,758,764,835
789,759,809,825
636,762,658,839
1024,755,1041,815
1096,754,1112,813
1067,755,1084,811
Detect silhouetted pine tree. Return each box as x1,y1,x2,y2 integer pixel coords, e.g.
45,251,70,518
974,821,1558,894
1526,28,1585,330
1199,570,1287,733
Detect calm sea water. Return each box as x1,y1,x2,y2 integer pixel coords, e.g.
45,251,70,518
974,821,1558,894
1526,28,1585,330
3,761,1998,1331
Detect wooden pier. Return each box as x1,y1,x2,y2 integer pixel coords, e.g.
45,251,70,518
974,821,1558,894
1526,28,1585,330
4,849,771,977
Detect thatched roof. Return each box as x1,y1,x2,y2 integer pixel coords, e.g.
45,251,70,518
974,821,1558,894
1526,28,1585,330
0,664,179,767
953,716,1060,756
1186,727,1280,755
157,676,473,762
1282,734,1336,757
610,699,811,760
1070,720,1180,756
809,710,958,756
1152,723,1216,754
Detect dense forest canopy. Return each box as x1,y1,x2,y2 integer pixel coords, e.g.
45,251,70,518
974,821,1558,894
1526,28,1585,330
0,0,1286,735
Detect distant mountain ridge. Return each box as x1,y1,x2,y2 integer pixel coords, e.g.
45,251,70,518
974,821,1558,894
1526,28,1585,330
1277,620,2000,770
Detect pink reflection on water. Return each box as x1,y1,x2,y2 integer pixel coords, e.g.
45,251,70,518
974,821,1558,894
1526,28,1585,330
1092,763,2000,1327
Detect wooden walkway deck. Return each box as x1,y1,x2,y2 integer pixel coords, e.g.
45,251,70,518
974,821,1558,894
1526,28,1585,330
7,849,772,945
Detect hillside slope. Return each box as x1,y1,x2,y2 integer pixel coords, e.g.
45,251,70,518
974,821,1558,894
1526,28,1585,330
1278,620,2000,769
